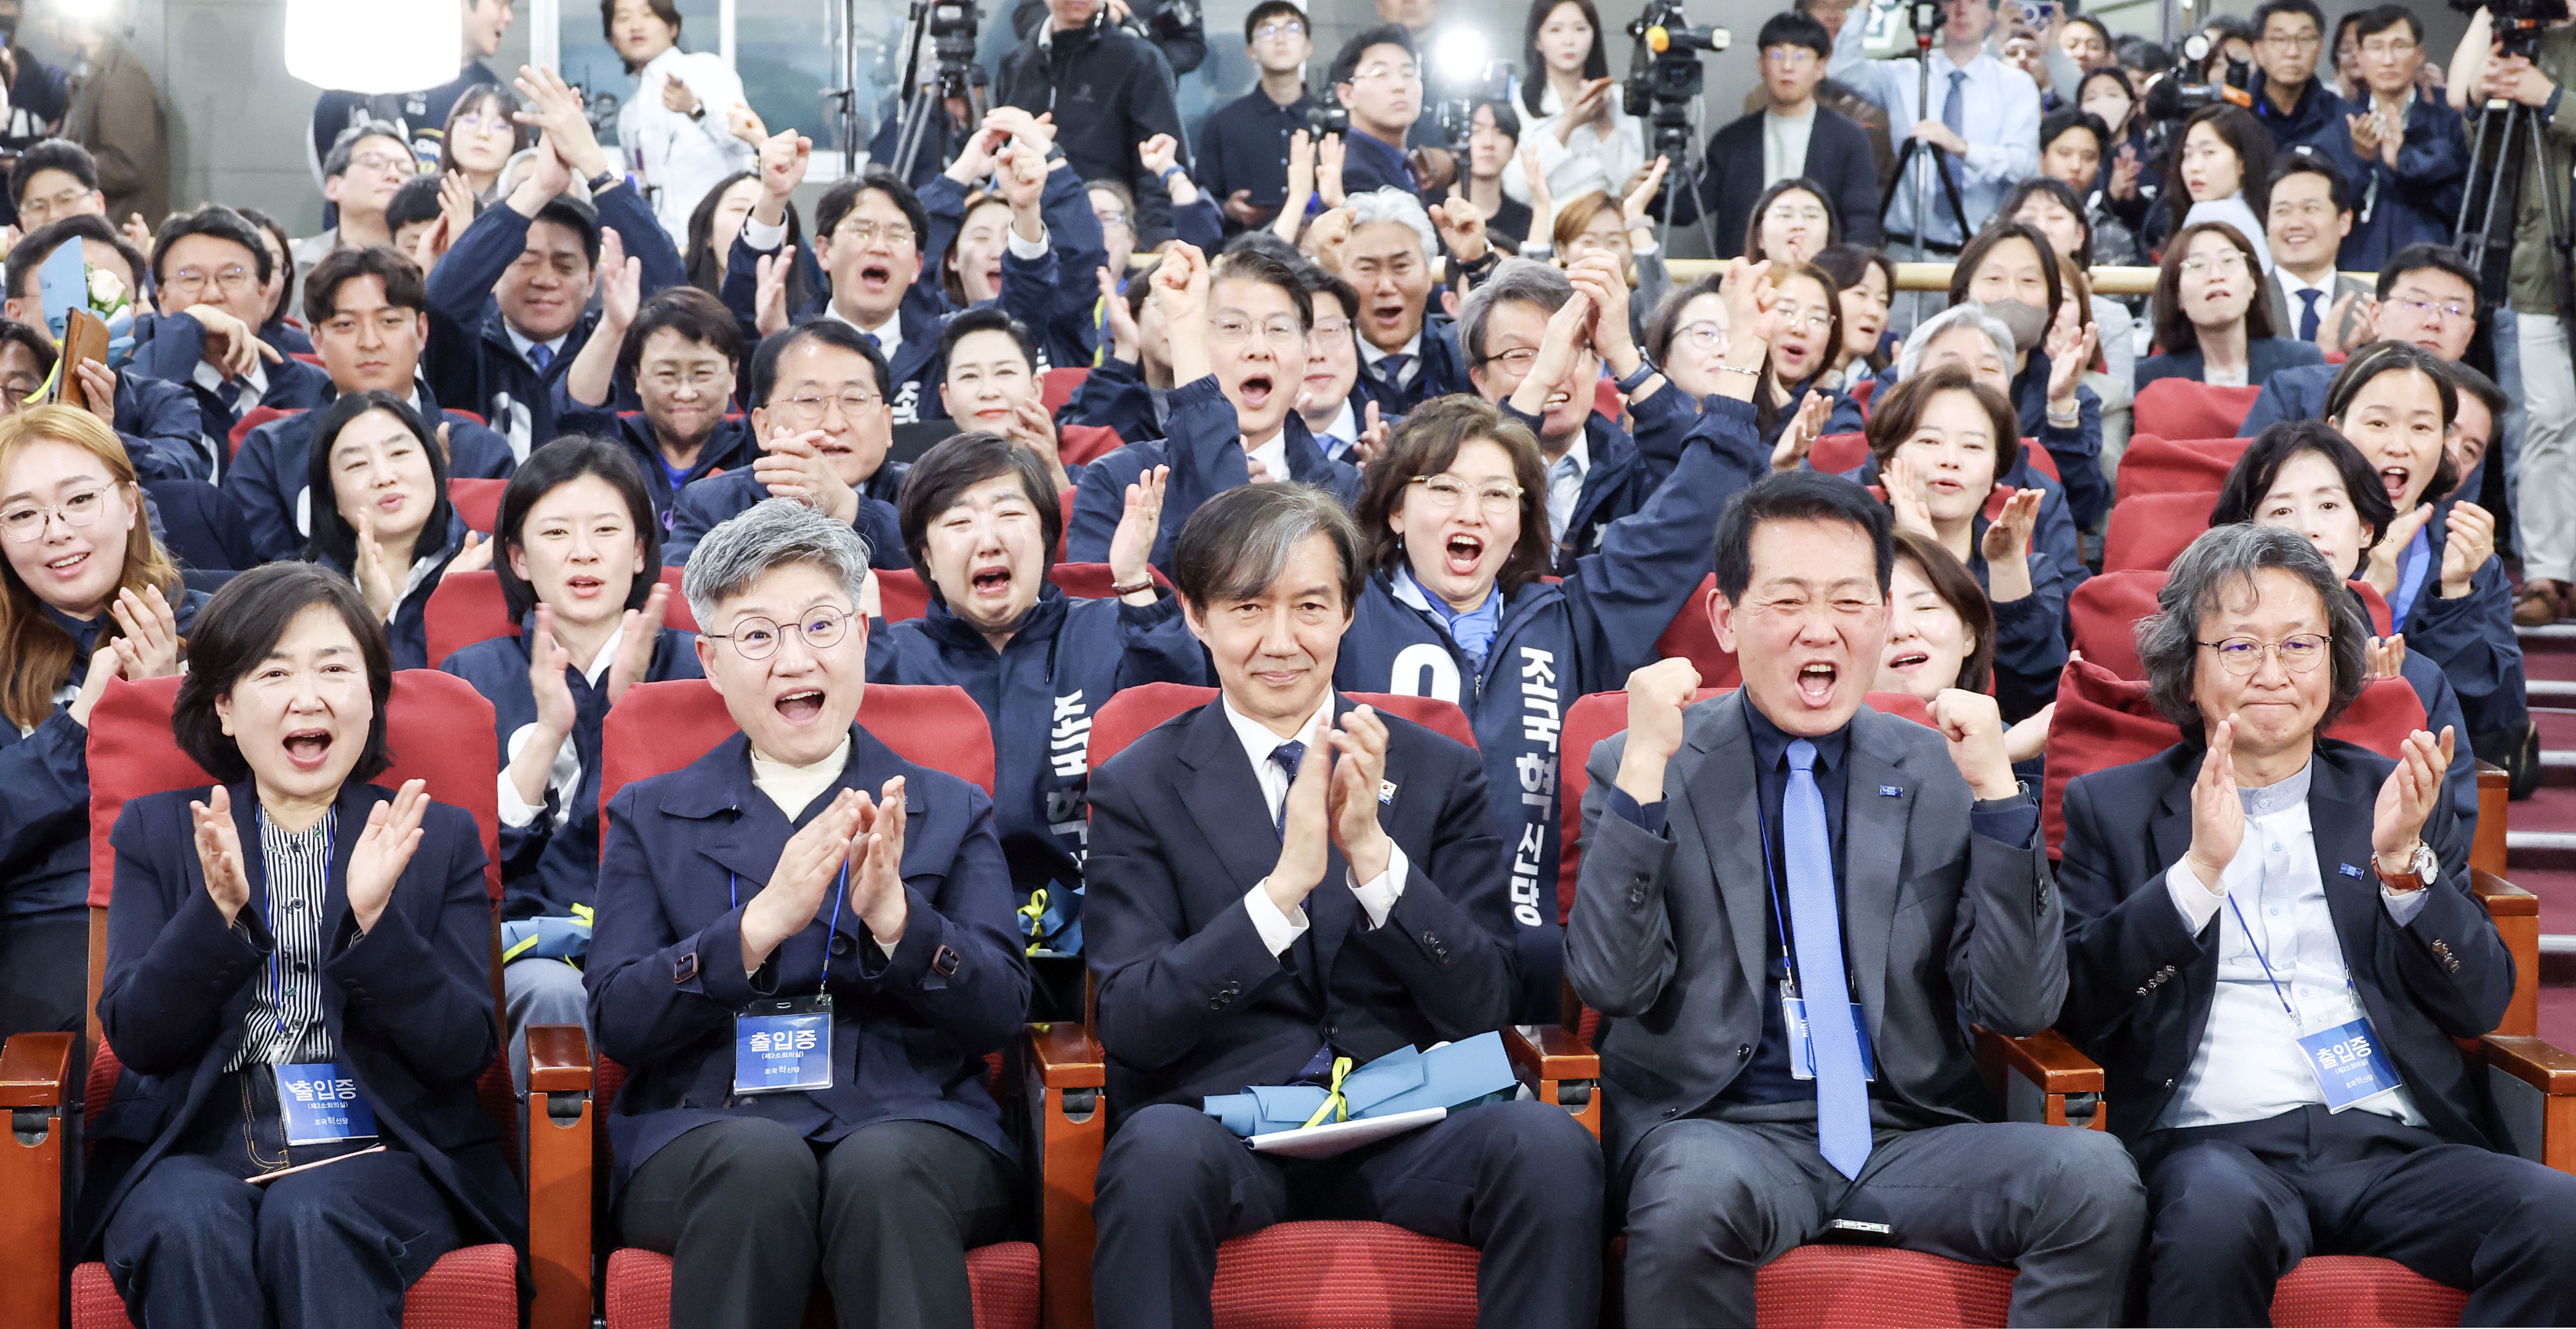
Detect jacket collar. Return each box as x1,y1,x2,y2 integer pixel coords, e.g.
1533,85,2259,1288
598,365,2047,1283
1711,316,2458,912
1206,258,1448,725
920,580,1070,653
1173,693,1355,994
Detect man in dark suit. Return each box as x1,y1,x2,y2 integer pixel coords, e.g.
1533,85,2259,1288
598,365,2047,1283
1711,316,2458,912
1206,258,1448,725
1083,483,1604,1328
1570,471,2143,1326
128,205,333,479
2242,243,2483,435
1696,11,1884,257
2055,523,2576,1324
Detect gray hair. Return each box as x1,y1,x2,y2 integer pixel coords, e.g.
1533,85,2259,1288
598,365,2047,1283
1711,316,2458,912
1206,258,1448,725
1343,186,1439,263
681,498,873,629
1458,257,1572,369
2136,523,2370,743
1170,483,1365,613
1894,303,2015,382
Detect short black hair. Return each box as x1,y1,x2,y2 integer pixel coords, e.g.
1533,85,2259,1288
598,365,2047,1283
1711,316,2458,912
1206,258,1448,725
1330,24,1416,86
2064,14,2113,48
0,318,58,379
533,195,603,266
1994,177,2095,267
149,204,274,289
2251,0,2325,38
2040,107,2112,161
619,285,745,384
1211,247,1314,330
302,390,455,566
6,214,147,303
2114,35,2171,70
493,434,665,622
1171,481,1365,611
10,138,97,206
2208,419,2398,559
897,430,1063,574
2352,2,2421,45
1244,0,1306,45
1712,470,1894,604
2375,242,2483,313
236,207,298,328
2268,147,2352,214
173,561,395,785
601,0,684,69
688,169,806,299
936,305,1038,374
1756,10,1833,60
817,169,931,253
304,245,430,326
384,173,451,232
2443,359,2508,430
1222,227,1304,266
749,318,891,408
323,120,413,180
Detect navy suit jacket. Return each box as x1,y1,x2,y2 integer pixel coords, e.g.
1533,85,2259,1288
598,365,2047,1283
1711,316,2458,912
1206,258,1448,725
2054,740,2508,1149
2236,361,2338,437
2133,336,2327,393
1350,314,1473,421
1065,375,1359,569
1083,694,1516,1123
1692,106,1886,256
587,725,1030,1197
126,311,336,479
85,781,521,1254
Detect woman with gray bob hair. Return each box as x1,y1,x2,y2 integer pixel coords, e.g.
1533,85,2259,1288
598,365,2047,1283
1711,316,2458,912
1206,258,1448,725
679,497,873,633
2136,523,2371,743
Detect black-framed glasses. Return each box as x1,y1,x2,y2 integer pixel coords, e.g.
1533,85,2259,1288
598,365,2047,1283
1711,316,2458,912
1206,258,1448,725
705,606,854,659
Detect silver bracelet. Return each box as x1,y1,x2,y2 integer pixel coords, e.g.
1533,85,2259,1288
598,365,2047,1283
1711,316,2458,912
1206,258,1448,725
1718,363,1762,377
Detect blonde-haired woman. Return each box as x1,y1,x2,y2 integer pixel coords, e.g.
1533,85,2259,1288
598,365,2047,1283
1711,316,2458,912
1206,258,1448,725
0,403,198,1038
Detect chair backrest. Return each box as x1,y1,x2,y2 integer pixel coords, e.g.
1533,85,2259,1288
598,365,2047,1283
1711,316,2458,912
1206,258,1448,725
424,567,696,669
1046,562,1173,598
2133,379,2262,441
229,404,300,454
448,477,507,534
599,679,997,819
1593,376,1624,424
2102,492,2217,572
2069,569,2166,677
1041,367,1088,413
1848,374,1877,416
2114,433,2248,502
1085,682,1217,773
2014,437,2061,483
1345,693,1477,750
1652,575,1742,691
1810,432,1868,475
1057,423,1126,468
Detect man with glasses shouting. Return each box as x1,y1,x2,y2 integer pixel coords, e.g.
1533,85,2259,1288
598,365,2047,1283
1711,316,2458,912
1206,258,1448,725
129,204,331,479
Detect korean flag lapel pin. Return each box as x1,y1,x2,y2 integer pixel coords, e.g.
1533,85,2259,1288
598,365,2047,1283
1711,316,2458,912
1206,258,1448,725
1379,779,1399,805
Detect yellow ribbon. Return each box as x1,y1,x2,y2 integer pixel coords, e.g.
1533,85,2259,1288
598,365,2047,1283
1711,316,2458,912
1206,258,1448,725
1300,1056,1356,1129
1017,888,1049,956
502,906,596,965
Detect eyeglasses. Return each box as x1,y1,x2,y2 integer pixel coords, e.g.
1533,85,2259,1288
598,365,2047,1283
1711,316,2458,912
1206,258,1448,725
453,112,514,135
1094,209,1131,229
2179,252,2250,276
1350,61,1420,84
645,365,730,392
2359,37,2418,59
1408,473,1524,515
0,487,111,542
1311,316,1352,339
2261,31,2322,49
346,151,414,176
2198,632,2329,674
166,265,257,296
1772,301,1832,332
2386,295,2474,325
1209,314,1304,347
705,606,854,659
776,390,882,423
1253,19,1306,39
1672,321,1730,355
17,187,90,223
1482,346,1542,375
833,218,916,246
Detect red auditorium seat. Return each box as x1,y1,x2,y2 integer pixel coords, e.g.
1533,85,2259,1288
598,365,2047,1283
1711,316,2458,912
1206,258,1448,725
1041,366,1088,412
2133,378,2263,441
229,403,300,454
0,672,529,1329
2113,434,2249,502
2102,492,2219,571
2072,572,2398,682
1848,374,1877,416
581,680,1034,1328
1653,575,1741,691
873,562,1173,624
1810,432,1868,475
1059,422,1125,467
449,476,507,533
1044,562,1173,600
425,567,696,669
2014,436,2061,483
1594,376,1624,424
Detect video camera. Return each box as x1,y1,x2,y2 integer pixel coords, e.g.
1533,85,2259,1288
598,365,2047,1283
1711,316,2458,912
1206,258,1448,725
1622,0,1728,162
2140,32,2252,124
2459,0,2570,59
1432,59,1515,160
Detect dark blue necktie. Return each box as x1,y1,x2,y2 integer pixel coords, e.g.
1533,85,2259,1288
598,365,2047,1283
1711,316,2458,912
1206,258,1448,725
214,379,243,418
1269,740,1305,834
1785,739,1871,1180
528,343,554,374
864,332,883,350
2297,287,2323,342
1374,353,1412,388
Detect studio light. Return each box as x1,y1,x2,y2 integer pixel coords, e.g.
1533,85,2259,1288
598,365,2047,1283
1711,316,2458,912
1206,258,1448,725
281,0,461,94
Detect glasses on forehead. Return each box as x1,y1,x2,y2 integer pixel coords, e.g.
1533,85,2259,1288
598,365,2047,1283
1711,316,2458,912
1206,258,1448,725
705,606,854,660
1253,19,1305,39
835,218,916,246
1409,473,1523,515
2199,633,2329,674
2179,251,2249,276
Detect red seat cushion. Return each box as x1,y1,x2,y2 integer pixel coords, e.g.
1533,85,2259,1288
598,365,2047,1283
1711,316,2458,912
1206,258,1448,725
1345,692,1478,751
229,404,301,455
1059,422,1125,467
2134,379,2263,441
2114,434,2249,502
1209,1220,1481,1329
424,567,694,670
2016,437,2061,483
74,1246,522,1329
2042,658,2179,855
1086,681,1217,771
1653,575,1741,693
1041,367,1088,413
600,1241,1041,1329
1850,374,1878,416
2068,569,2167,678
448,477,507,534
1811,432,1869,475
1751,1245,2016,1329
2102,492,2217,572
2271,1254,2466,1327
602,679,996,812
1595,376,1625,425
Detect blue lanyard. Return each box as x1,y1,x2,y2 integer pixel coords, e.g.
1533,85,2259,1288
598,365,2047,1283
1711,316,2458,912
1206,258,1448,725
730,861,849,988
2224,892,2300,1022
1750,772,1817,999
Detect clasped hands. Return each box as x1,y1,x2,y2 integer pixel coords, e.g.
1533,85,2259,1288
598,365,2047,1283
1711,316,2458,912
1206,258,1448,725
1262,707,1396,921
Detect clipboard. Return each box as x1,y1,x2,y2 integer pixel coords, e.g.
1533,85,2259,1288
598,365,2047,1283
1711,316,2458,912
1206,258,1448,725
1245,1106,1447,1160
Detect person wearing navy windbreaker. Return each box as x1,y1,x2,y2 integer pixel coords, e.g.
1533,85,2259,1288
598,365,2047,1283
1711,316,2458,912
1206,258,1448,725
1,215,203,481
920,111,1114,373
866,433,1206,1004
2336,8,2468,271
439,439,704,1096
551,282,759,529
1067,244,1359,569
302,392,475,672
1336,276,1774,1022
422,68,687,461
127,206,335,480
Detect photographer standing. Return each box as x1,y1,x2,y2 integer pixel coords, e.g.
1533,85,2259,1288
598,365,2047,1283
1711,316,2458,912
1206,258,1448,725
1829,0,2041,250
998,0,1188,246
2453,4,2576,626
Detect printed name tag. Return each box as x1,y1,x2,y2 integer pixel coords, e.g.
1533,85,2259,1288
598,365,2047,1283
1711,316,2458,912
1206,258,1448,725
734,993,833,1095
2299,1017,2402,1113
272,1063,379,1145
1784,996,1876,1082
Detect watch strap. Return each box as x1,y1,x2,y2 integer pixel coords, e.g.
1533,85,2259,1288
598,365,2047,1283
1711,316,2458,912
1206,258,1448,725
1614,356,1660,396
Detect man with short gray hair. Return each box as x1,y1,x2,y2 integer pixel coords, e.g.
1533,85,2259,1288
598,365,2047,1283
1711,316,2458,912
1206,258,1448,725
1336,186,1470,416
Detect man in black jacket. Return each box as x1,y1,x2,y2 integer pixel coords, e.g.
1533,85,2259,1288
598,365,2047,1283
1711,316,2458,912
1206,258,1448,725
998,0,1188,245
1696,10,1884,256
1083,483,1603,1329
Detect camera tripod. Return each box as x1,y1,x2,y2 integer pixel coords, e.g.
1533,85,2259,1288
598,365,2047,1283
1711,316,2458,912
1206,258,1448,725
2457,89,2576,350
1879,2,1973,259
884,0,988,182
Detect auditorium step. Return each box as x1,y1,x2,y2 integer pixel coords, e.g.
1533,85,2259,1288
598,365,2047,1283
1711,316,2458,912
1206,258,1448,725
2510,622,2575,1043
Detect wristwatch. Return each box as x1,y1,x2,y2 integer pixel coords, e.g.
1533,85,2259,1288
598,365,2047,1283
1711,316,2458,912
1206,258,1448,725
1614,355,1661,396
586,168,622,195
2374,839,2439,893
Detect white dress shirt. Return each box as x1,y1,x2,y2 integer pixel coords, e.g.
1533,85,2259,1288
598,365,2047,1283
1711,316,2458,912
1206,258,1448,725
496,625,629,829
1222,693,1410,955
1359,330,1424,392
1500,85,1645,208
1245,429,1290,486
1831,17,2041,245
2161,760,2429,1130
1312,399,1359,462
618,46,757,244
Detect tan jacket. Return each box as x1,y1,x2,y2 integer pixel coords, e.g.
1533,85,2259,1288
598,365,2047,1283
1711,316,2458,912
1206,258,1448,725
2506,23,2576,316
62,37,167,231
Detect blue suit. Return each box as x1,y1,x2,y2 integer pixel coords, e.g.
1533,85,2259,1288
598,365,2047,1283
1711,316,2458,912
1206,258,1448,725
919,166,1111,372
2342,98,2470,272
1511,385,1698,573
547,392,761,530
663,466,911,568
223,384,516,565
2398,508,2530,755
1350,314,1473,421
1065,375,1359,569
111,372,213,482
124,311,336,481
2236,361,2338,437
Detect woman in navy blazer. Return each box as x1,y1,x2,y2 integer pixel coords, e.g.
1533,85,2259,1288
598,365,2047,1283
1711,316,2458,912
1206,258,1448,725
2134,220,2327,393
303,391,472,671
90,562,519,1329
587,497,1029,1329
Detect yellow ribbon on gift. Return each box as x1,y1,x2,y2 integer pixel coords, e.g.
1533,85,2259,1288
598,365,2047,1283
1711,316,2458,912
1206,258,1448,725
1017,888,1048,956
1300,1056,1356,1129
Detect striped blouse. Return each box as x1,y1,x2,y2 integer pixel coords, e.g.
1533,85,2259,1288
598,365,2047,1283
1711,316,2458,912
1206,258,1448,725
223,810,339,1071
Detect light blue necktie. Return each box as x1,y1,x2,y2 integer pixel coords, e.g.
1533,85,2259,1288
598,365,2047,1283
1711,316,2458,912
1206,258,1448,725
527,342,554,374
1785,738,1872,1180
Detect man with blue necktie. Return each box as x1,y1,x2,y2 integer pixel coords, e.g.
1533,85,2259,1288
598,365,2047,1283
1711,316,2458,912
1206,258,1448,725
1568,471,2145,1326
1828,0,2040,250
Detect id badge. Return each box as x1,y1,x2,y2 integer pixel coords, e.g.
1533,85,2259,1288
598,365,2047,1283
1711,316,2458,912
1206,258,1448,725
734,993,833,1095
271,1063,378,1145
1784,995,1876,1082
2298,1017,2403,1113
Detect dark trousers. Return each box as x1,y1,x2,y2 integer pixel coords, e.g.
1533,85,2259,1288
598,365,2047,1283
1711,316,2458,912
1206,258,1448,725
2140,1104,2576,1326
0,909,86,1038
1091,1098,1605,1329
618,1115,1019,1329
100,1071,460,1329
1616,1116,2145,1328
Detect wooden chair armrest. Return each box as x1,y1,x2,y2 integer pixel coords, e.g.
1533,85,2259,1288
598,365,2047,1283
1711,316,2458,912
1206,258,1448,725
524,1025,593,1329
1027,1020,1106,1089
1975,1028,2107,1131
1503,1024,1600,1081
2483,1035,2576,1095
526,1023,593,1095
2474,762,2509,879
2471,868,2538,916
1025,1023,1106,1329
0,1031,73,1109
2474,870,2541,1038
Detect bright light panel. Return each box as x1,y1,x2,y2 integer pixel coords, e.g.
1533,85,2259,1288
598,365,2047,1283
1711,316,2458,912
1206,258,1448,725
282,0,462,94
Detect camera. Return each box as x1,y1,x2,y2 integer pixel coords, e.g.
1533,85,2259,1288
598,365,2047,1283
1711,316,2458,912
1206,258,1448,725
1622,0,1728,162
2461,0,2570,58
1433,59,1515,160
925,0,978,75
2140,32,2251,123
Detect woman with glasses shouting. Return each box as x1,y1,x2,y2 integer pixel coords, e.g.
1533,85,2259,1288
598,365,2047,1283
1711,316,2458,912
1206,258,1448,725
2137,220,2325,393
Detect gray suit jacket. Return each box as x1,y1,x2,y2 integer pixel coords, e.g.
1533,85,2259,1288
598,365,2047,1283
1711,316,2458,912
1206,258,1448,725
1566,693,2065,1172
2264,271,2373,347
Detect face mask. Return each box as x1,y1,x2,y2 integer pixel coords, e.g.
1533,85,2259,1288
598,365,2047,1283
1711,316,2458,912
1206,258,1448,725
1982,298,2048,352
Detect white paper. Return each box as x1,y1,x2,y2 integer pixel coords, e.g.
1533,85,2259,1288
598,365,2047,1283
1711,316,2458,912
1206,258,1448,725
1246,1106,1448,1159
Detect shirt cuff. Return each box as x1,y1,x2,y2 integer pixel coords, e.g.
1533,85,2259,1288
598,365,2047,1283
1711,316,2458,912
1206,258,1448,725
1607,785,1669,836
2382,883,2434,926
1968,794,2040,849
495,770,542,829
1005,226,1050,261
2164,857,2230,935
741,215,789,251
1348,841,1409,930
1244,881,1309,955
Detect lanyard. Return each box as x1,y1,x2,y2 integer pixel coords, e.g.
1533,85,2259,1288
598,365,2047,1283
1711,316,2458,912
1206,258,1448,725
730,861,849,988
1751,767,1826,1000
2225,892,2301,1023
